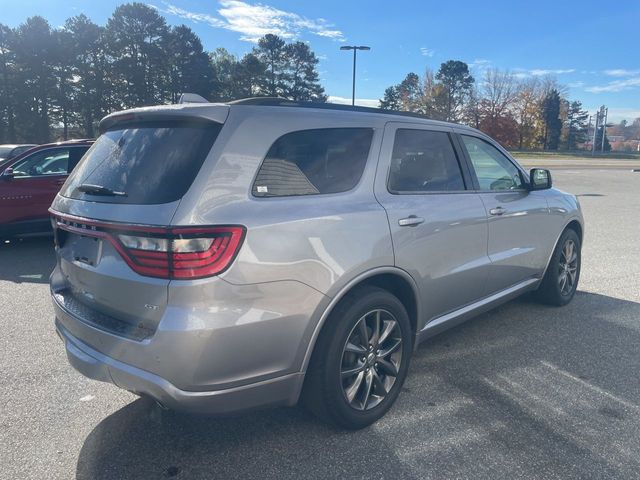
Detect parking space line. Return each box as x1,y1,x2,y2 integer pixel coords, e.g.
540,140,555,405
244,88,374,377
540,360,640,411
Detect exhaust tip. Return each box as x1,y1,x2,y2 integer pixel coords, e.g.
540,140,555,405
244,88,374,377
136,392,169,410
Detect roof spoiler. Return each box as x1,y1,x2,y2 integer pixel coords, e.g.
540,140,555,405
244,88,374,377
178,93,209,104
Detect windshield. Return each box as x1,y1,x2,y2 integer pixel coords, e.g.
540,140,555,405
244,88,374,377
0,147,14,159
61,120,222,204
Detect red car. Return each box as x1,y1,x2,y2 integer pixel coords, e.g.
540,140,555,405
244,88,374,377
0,140,93,238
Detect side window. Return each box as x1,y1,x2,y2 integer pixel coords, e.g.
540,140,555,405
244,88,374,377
388,129,465,193
12,149,70,177
252,128,373,197
461,136,524,191
68,147,89,172
13,146,33,157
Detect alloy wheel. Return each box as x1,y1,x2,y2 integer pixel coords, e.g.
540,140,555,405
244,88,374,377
558,239,578,296
340,309,403,411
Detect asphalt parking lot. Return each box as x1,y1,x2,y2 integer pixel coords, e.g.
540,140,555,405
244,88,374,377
1,168,639,479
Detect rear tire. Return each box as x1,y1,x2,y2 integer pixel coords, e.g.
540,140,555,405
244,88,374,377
302,286,412,429
535,229,581,306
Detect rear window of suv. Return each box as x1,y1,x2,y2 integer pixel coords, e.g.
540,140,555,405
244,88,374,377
252,128,373,197
61,119,221,204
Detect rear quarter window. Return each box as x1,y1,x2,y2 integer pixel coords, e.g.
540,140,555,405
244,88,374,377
61,120,221,204
252,128,374,197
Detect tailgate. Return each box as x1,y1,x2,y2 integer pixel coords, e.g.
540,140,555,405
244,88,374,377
51,214,169,340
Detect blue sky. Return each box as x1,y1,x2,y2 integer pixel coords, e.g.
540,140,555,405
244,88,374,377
4,0,640,122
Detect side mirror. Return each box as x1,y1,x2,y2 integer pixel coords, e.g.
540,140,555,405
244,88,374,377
529,168,552,190
1,167,15,180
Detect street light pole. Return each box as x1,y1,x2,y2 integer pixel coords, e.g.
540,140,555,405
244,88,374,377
340,45,370,106
600,106,608,152
591,108,599,156
351,48,356,106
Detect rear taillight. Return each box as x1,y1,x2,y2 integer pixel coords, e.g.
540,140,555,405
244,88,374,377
116,227,244,279
51,212,245,280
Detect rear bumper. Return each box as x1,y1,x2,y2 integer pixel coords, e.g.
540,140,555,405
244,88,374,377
56,319,305,414
50,259,328,414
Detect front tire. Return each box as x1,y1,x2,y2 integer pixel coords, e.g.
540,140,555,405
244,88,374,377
302,286,412,429
535,228,581,306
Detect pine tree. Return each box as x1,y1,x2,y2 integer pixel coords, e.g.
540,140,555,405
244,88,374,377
253,34,287,97
50,27,77,139
13,16,58,143
105,3,171,108
209,47,241,101
564,100,589,150
283,41,326,102
236,53,266,98
435,60,474,122
541,89,562,150
166,25,214,103
396,72,423,112
379,86,401,110
63,14,107,138
0,24,18,142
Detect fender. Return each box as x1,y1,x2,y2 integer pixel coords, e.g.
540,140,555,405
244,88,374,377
299,265,421,373
540,216,584,281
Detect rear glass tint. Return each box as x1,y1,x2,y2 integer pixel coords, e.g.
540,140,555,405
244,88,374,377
61,120,221,204
252,128,373,197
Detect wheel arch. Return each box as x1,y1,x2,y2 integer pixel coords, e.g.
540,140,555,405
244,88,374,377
565,219,583,243
300,267,420,373
540,218,584,281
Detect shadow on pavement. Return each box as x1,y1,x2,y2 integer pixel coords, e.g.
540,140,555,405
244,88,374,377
0,236,55,284
76,291,640,479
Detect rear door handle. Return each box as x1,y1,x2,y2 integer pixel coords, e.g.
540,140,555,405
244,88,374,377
398,215,425,227
489,206,506,216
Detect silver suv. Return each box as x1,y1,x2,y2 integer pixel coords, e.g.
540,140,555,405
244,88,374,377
50,98,583,429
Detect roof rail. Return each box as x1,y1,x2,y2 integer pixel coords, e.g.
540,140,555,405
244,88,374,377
226,97,443,122
179,93,210,104
227,97,292,106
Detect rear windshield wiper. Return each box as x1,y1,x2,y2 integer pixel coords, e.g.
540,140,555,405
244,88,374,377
77,183,127,197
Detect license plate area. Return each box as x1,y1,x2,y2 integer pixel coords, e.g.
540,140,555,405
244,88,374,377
66,233,102,267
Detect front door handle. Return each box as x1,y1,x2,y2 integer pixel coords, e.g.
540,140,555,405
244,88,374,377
489,206,506,216
398,215,425,227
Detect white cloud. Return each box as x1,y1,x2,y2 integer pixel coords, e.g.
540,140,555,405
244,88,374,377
468,63,576,79
603,69,640,77
420,47,435,57
469,63,581,83
161,4,225,28
469,58,491,68
327,96,380,108
585,76,640,93
567,81,585,88
529,68,575,76
157,1,344,43
467,59,492,78
512,68,575,78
